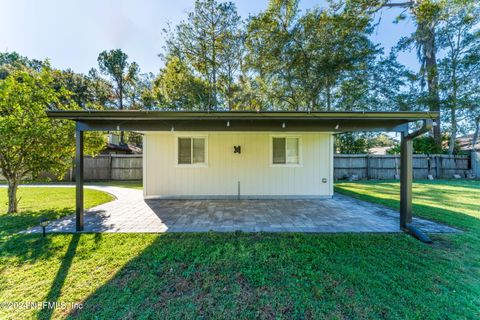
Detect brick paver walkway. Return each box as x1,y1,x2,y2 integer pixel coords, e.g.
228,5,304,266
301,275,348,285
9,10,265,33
21,185,456,234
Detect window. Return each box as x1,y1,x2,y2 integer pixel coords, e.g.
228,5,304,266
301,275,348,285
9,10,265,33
177,137,206,165
272,137,300,165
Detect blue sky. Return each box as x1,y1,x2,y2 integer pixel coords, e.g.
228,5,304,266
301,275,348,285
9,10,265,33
0,0,417,74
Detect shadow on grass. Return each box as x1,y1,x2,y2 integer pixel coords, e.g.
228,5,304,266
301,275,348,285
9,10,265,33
0,208,74,237
37,234,80,320
63,230,478,319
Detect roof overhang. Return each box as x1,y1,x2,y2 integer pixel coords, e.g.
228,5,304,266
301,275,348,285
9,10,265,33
46,110,439,133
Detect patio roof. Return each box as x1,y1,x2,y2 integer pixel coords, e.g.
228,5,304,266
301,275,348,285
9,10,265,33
46,110,439,132
49,110,438,242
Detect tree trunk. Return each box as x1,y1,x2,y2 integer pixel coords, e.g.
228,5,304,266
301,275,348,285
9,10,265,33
448,104,457,154
472,116,480,178
472,116,479,150
7,178,19,214
423,22,442,149
326,82,332,112
119,80,125,144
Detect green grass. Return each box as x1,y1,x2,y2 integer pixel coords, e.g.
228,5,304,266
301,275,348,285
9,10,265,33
0,180,144,190
0,187,114,236
335,179,480,230
0,181,479,319
89,180,143,190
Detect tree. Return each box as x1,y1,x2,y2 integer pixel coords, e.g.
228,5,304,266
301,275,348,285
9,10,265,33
0,67,104,213
365,0,445,147
245,0,379,111
86,68,115,108
126,72,155,110
0,52,43,79
337,1,445,146
151,55,209,110
163,0,243,110
245,0,304,110
97,49,139,143
437,0,480,153
334,133,375,154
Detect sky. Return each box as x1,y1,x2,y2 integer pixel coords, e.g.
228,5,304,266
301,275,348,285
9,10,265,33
0,0,418,75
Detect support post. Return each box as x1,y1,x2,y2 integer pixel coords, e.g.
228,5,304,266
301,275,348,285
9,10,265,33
76,129,84,232
400,132,412,229
399,120,434,243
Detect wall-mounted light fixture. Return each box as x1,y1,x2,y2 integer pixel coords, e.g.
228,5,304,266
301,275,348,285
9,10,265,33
282,122,286,129
116,125,120,131
171,125,175,132
335,124,340,130
227,121,230,127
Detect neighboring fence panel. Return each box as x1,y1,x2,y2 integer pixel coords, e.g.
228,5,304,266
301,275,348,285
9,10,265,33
84,156,111,180
334,154,472,180
111,155,142,180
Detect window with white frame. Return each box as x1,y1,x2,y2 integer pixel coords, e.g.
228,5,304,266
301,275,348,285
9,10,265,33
177,137,206,165
272,137,300,165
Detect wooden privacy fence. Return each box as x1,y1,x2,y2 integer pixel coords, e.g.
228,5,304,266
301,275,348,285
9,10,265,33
1,153,476,182
334,154,472,180
82,153,472,181
78,154,142,181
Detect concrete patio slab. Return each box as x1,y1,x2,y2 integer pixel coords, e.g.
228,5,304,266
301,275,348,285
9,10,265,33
21,185,456,234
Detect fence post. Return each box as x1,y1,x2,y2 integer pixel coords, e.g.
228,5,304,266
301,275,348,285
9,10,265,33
435,155,440,178
366,155,370,180
472,150,480,178
110,154,113,180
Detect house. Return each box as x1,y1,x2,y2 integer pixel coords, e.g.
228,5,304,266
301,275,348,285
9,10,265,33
101,133,142,155
47,110,437,241
143,131,333,199
457,134,480,152
368,146,393,155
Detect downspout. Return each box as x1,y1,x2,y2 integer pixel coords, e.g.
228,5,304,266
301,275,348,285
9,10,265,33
401,119,433,243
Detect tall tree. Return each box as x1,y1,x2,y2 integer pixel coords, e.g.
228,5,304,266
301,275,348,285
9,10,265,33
86,68,115,109
97,49,139,143
351,0,445,147
126,72,155,110
0,66,104,213
163,0,243,110
437,0,480,153
245,0,302,110
151,55,209,110
246,0,379,111
0,52,43,79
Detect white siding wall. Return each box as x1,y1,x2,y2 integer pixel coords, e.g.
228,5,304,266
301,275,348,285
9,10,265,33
143,132,333,199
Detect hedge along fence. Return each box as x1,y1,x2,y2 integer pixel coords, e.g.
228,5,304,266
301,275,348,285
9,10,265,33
334,154,472,180
0,153,476,182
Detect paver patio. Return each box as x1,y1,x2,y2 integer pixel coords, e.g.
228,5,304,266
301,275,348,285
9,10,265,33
22,185,456,234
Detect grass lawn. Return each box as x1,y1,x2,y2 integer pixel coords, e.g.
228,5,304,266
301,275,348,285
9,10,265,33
0,180,479,319
0,187,114,237
90,180,143,190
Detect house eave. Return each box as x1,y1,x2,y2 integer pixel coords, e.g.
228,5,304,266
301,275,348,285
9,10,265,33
46,110,438,133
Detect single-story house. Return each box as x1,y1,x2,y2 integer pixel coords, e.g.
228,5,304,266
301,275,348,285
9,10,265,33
101,142,142,155
101,133,142,154
47,110,437,242
457,134,479,152
143,131,333,199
